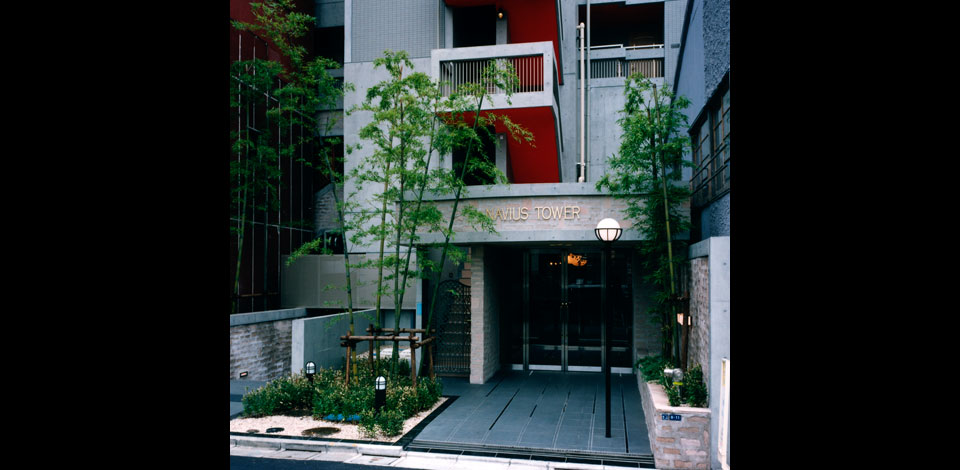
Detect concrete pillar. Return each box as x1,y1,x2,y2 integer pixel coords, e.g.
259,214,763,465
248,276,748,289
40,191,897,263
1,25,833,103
496,16,508,45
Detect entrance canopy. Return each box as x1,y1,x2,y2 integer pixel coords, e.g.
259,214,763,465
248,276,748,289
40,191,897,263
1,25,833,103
411,182,658,245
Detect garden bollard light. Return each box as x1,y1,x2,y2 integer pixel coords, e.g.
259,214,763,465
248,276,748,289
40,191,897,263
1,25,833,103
375,376,386,416
305,361,316,383
665,368,684,398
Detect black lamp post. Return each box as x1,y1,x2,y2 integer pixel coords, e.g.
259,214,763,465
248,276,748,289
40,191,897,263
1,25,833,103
305,361,316,383
595,217,622,439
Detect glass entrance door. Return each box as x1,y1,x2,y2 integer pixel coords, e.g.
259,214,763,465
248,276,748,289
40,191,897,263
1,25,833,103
527,250,563,369
517,247,631,372
565,250,603,371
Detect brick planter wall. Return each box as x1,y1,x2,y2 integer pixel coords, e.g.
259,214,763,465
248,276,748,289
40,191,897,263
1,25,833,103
638,375,711,469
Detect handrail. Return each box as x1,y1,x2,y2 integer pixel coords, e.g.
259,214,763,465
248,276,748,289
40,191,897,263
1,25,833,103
625,44,664,50
590,43,665,50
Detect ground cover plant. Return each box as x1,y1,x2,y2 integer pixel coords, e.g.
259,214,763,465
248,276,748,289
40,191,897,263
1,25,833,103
241,357,443,438
635,355,707,408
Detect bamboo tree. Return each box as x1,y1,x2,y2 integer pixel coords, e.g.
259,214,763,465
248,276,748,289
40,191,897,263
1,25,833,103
350,51,418,371
418,60,534,375
233,2,356,370
596,73,692,363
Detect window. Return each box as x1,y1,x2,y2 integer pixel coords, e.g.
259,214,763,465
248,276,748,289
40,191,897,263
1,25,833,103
689,77,730,208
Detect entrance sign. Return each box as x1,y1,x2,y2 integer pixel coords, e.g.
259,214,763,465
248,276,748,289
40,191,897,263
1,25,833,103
485,205,582,222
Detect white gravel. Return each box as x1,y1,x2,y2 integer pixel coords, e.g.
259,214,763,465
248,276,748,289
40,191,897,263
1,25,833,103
230,396,447,442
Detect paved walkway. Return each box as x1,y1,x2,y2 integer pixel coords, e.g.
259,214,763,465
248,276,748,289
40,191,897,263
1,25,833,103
411,370,650,458
230,370,654,468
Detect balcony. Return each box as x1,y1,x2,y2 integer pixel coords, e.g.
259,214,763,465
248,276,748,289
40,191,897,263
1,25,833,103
432,41,559,114
430,41,563,184
581,43,665,81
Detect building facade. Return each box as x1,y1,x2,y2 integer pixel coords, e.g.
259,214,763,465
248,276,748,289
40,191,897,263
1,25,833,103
272,0,696,383
673,1,730,468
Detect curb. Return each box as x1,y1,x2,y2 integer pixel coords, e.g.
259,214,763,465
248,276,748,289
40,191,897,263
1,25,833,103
231,435,404,457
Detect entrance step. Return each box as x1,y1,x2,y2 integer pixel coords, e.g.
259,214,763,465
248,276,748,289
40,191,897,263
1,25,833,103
406,440,655,468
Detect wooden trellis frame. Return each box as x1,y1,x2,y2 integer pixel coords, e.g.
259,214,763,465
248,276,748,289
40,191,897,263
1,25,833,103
339,324,436,387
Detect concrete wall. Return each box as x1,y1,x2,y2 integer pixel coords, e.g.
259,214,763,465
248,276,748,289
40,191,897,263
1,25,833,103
290,308,393,375
688,235,729,470
229,308,309,381
699,191,729,239
702,0,729,101
349,0,439,62
341,56,434,254
280,253,419,310
413,182,692,245
664,0,686,89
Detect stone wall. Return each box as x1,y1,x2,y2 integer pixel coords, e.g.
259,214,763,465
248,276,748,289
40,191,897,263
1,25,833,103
687,256,710,382
230,308,308,381
469,246,501,384
639,375,711,469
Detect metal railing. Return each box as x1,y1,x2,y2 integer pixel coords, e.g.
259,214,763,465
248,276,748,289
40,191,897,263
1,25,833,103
591,43,665,51
584,57,664,79
690,142,730,208
439,54,545,96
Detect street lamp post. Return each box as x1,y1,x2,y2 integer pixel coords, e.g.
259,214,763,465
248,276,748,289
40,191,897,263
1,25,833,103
595,218,622,439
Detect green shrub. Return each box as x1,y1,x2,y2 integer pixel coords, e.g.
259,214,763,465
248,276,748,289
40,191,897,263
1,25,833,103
635,354,674,383
241,371,314,417
377,408,405,437
634,355,707,408
358,408,378,438
242,358,444,438
415,378,443,411
684,364,708,408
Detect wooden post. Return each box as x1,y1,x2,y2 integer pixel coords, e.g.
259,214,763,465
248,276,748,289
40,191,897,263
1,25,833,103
345,338,352,387
368,323,375,369
427,341,435,380
410,343,417,388
681,312,691,371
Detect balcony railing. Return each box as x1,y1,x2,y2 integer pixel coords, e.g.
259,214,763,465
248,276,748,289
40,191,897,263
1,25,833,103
587,57,664,79
439,54,545,96
690,142,730,208
432,42,558,112
581,42,665,80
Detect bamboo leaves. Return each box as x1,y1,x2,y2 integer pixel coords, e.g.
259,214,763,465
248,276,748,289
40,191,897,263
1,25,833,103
595,73,693,361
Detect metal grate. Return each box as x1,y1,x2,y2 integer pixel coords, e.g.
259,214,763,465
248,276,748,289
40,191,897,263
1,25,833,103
434,280,471,376
584,58,663,79
439,55,544,97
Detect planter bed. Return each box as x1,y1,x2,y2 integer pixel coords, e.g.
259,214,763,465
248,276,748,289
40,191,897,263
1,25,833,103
638,374,710,469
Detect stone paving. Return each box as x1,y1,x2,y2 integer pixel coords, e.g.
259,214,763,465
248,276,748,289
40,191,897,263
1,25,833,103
411,370,651,456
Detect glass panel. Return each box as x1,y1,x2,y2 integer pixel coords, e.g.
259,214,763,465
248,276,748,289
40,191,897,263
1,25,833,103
608,249,633,368
501,248,524,365
567,250,602,367
528,251,562,366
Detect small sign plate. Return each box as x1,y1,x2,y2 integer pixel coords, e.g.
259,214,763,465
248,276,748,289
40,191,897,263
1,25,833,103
661,413,682,421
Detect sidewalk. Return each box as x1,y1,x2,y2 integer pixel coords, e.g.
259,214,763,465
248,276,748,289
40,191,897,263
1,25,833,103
229,434,642,469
